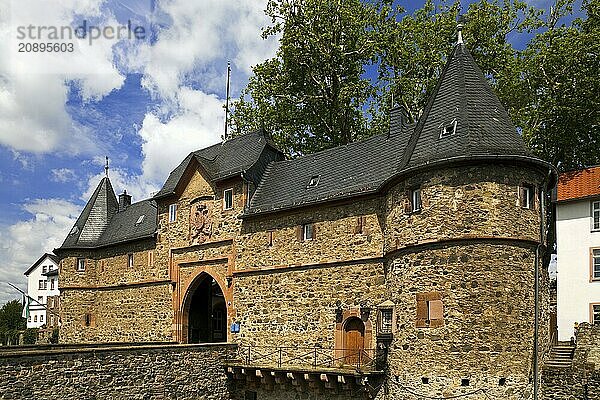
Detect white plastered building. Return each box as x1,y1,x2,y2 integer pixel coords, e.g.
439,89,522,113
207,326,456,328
24,253,60,329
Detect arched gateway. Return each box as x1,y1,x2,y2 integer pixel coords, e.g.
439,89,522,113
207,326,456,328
182,273,227,343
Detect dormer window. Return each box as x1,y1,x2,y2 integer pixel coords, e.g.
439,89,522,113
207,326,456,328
308,175,320,188
440,119,457,138
223,188,233,210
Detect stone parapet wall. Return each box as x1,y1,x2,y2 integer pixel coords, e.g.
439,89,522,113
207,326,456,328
542,324,600,400
0,343,236,400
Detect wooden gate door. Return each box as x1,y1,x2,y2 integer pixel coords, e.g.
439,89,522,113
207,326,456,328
343,318,365,365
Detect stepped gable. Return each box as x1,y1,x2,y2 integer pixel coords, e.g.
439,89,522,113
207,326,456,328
400,43,530,170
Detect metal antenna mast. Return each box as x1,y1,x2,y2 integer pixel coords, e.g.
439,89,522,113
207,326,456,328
224,61,231,141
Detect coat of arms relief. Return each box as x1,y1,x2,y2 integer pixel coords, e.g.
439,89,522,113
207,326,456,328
189,201,213,244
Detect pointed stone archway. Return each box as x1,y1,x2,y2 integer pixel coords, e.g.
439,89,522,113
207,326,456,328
181,272,227,344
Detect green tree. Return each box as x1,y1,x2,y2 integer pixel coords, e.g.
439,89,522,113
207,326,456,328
0,299,26,345
379,0,542,124
231,0,395,155
517,0,600,171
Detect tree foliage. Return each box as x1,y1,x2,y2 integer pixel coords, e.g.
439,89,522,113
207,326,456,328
233,0,599,171
231,0,395,155
0,299,26,345
518,0,600,170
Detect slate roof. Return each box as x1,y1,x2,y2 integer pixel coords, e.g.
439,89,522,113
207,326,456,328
58,178,157,250
24,253,60,276
402,44,530,169
244,43,551,217
246,124,414,215
154,130,280,199
557,166,600,202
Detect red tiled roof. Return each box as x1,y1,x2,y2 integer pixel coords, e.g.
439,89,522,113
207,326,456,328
557,166,600,202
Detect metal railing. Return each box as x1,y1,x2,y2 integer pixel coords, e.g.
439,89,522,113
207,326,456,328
228,345,382,372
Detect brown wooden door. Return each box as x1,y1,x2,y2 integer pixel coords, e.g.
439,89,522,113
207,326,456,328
343,318,365,365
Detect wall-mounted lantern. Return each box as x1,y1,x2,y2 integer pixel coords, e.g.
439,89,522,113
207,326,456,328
377,300,395,339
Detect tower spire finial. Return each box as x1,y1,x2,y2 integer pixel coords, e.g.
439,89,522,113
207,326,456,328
457,15,466,45
105,156,109,177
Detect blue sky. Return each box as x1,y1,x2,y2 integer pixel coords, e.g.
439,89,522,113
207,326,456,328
0,0,566,304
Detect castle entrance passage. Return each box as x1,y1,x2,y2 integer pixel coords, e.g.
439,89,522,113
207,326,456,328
185,274,227,343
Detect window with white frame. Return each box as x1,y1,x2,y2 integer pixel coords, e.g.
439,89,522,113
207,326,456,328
128,254,134,268
50,279,55,290
411,188,422,212
519,184,535,209
43,280,47,290
42,266,47,273
37,296,43,304
593,201,600,231
38,280,44,290
169,204,177,223
223,188,233,210
592,249,600,281
40,314,43,323
77,258,85,272
34,315,37,322
593,304,600,325
302,223,314,241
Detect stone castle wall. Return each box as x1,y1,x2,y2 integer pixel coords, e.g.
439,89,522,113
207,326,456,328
542,324,600,400
60,283,173,343
0,343,236,400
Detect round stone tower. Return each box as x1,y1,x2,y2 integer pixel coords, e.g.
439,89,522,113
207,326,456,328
380,42,556,399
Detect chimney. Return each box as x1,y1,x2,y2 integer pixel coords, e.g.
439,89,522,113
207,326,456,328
118,190,132,212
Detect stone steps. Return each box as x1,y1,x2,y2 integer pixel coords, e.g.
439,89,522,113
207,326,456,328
545,344,575,369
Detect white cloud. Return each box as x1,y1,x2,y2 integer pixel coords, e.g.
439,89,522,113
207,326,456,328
0,0,132,154
0,199,80,306
50,168,77,183
137,88,224,186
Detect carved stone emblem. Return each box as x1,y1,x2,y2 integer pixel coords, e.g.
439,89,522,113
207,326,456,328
190,202,212,244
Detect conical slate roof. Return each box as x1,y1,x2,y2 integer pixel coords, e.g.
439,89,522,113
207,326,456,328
401,43,530,169
60,177,118,248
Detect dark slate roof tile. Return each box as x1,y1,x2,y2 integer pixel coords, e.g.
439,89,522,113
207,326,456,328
154,130,279,199
246,124,415,215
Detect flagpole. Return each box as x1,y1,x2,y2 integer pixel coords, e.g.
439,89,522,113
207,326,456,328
4,282,61,323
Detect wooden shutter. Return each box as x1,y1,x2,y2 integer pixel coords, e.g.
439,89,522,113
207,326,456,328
403,191,412,214
362,216,369,235
416,294,428,327
429,300,444,328
312,223,317,239
534,187,540,210
519,186,527,208
296,225,303,241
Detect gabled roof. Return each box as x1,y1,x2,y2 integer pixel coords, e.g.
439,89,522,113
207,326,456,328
401,44,530,170
96,200,157,246
60,177,119,248
557,166,600,202
154,130,282,199
24,253,59,276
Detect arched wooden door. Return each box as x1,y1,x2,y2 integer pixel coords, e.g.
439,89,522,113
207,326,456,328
343,317,365,365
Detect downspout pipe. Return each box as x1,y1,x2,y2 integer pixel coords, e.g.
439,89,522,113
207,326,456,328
534,167,553,400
